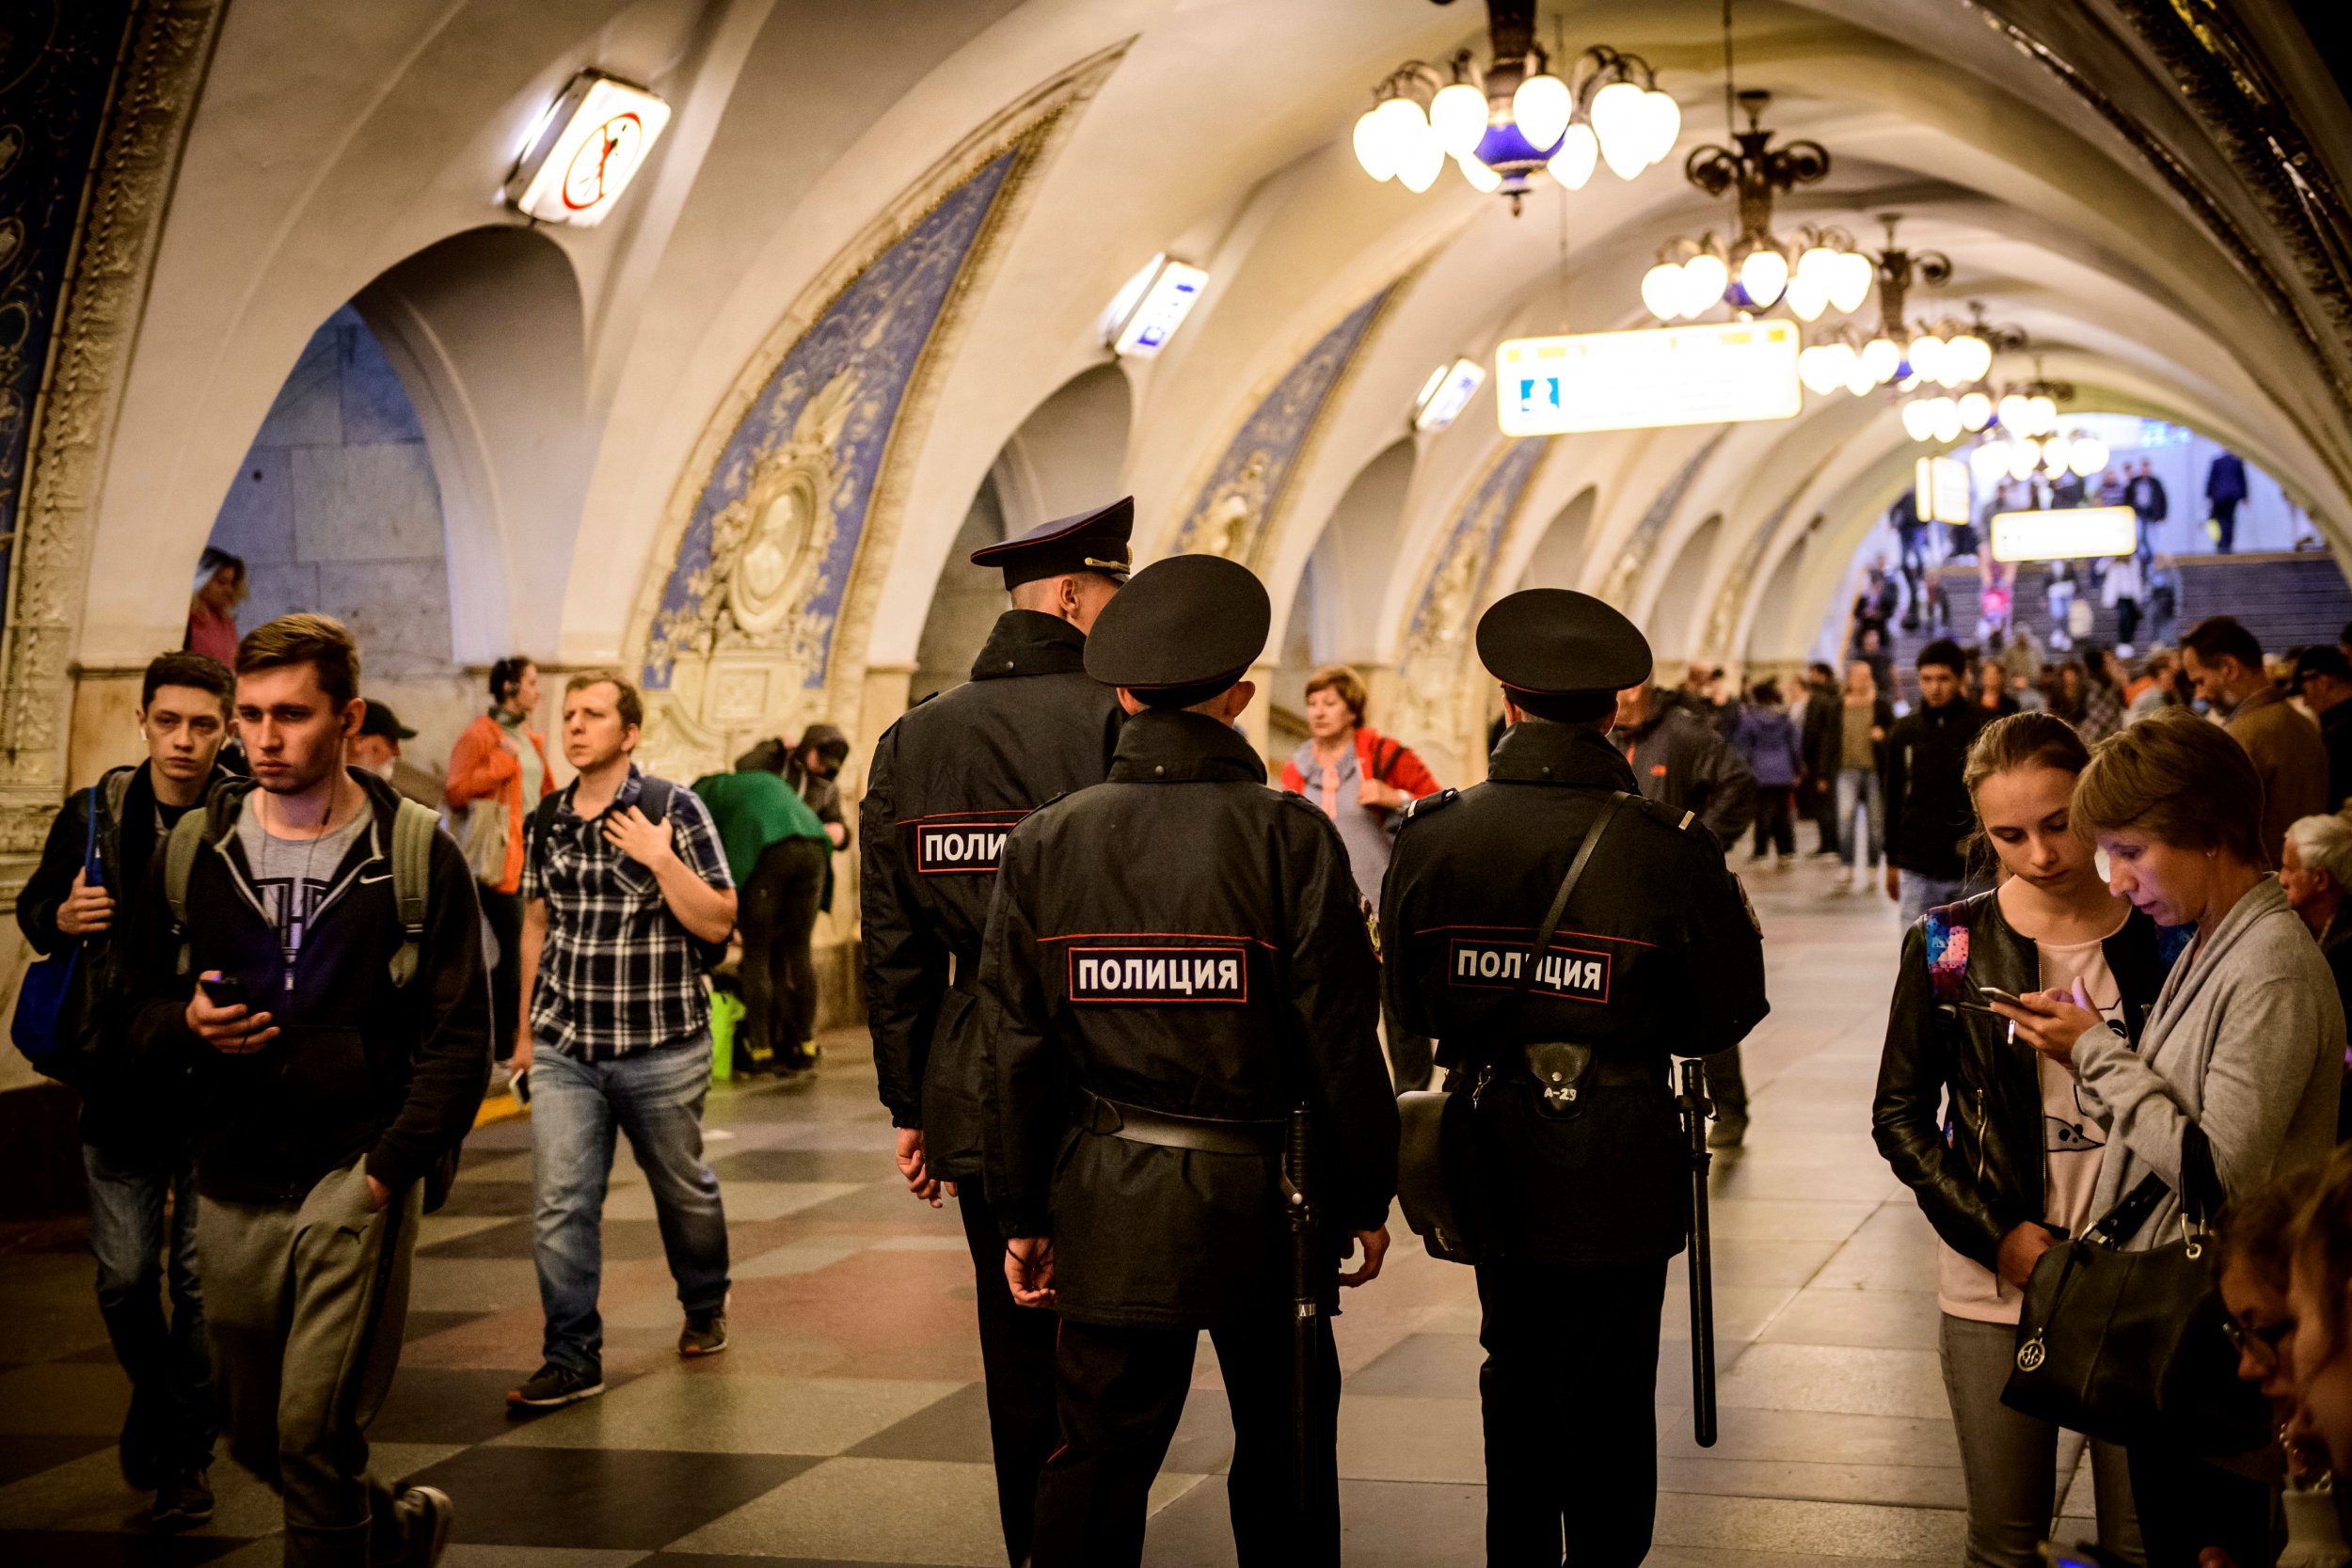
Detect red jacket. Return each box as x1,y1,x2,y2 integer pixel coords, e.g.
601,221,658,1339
1279,724,1442,805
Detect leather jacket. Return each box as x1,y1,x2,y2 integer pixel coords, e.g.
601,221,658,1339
1871,889,2185,1271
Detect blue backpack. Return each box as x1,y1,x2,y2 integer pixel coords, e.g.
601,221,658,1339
11,787,99,1075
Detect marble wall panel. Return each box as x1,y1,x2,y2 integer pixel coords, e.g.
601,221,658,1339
291,441,443,562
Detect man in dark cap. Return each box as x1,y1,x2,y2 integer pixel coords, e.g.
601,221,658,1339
983,553,1398,1568
346,700,442,811
1380,588,1769,1568
859,497,1133,1566
2295,644,2352,810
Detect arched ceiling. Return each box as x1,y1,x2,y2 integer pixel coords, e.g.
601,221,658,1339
80,0,2352,763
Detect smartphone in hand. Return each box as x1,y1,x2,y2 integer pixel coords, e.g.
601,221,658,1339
199,974,249,1011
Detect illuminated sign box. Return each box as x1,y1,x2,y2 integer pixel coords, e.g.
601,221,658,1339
1413,357,1486,432
507,71,672,227
1915,455,1970,526
1494,320,1801,436
1108,258,1209,358
1991,505,2138,562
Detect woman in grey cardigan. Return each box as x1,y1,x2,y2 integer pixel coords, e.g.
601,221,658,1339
1995,711,2344,1568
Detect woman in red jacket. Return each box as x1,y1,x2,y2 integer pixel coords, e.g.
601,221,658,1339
1280,664,1443,1087
446,657,551,1062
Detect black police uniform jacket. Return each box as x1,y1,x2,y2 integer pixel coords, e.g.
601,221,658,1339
979,708,1400,1330
862,610,1123,1183
1380,721,1770,1266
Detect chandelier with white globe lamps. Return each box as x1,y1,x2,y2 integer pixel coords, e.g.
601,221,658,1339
1350,1,1679,214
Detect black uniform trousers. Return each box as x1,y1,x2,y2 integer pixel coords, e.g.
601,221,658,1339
955,1190,1060,1567
1477,1256,1670,1568
738,836,827,1064
481,886,524,1061
1032,1307,1342,1568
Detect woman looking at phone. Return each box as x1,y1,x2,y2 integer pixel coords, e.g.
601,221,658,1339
1873,713,2177,1568
2013,711,2343,1568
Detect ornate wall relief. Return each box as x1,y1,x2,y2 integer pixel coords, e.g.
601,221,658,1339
1699,456,1830,660
1174,284,1399,567
1597,430,1727,610
1391,437,1550,754
627,43,1128,781
0,0,223,879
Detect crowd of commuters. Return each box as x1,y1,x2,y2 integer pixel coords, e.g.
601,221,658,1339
38,511,2352,1568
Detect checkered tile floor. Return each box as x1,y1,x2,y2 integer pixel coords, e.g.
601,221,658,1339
0,847,2105,1565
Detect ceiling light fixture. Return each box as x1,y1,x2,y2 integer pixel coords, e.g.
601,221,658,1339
1350,0,1678,214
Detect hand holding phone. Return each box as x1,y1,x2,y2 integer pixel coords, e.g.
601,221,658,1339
186,970,278,1054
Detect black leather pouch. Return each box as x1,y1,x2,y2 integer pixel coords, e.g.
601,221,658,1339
1524,1040,1596,1118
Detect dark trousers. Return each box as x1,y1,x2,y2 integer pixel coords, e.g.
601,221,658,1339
2125,1441,2270,1568
2115,596,2141,648
82,1141,216,1479
1703,1046,1748,1120
1751,786,1797,857
1033,1307,1341,1568
1809,778,1841,853
957,1190,1060,1567
481,887,523,1061
1477,1257,1670,1568
739,837,826,1063
2213,497,2240,553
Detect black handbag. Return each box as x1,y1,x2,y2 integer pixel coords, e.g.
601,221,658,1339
1394,793,1627,1265
2001,1121,2271,1453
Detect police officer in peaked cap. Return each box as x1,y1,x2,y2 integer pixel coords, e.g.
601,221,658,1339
1379,588,1769,1567
860,497,1133,1566
981,553,1400,1568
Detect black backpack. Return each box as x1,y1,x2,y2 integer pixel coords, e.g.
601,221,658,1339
531,776,731,972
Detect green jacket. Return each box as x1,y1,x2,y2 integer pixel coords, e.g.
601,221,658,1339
691,769,832,887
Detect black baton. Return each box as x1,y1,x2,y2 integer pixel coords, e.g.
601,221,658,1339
1678,1058,1719,1448
1282,1105,1318,1519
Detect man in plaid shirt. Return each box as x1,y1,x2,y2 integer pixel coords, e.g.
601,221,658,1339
506,671,739,1408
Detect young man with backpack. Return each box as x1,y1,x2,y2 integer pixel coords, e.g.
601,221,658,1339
120,615,490,1566
506,670,738,1408
17,650,232,1527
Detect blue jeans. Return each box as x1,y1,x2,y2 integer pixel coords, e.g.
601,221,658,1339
1835,767,1884,868
83,1141,216,1474
532,1037,730,1373
1899,871,1971,927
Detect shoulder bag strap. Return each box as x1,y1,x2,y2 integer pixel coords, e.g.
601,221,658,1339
386,799,437,987
163,807,210,977
1515,791,1628,996
80,785,100,885
2081,1171,2172,1247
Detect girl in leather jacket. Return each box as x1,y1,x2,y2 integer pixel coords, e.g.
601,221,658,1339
1873,713,2183,1568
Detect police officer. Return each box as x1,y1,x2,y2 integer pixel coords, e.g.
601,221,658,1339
981,554,1399,1568
860,498,1131,1567
1381,589,1769,1568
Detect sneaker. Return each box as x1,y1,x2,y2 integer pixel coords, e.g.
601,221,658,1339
150,1468,213,1529
1708,1113,1750,1150
393,1483,454,1568
779,1041,821,1073
507,1361,604,1408
679,1311,729,1357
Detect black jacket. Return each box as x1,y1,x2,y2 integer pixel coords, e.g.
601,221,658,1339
1381,722,1769,1265
1883,698,1986,880
861,610,1124,1181
2322,704,2352,816
981,709,1397,1329
122,768,492,1206
1613,695,1758,844
16,761,216,1152
1799,683,1842,784
1872,891,2182,1270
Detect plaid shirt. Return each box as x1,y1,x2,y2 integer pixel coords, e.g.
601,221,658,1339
523,766,734,1061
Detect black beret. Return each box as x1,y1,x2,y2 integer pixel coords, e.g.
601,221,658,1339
970,497,1135,588
1084,553,1270,695
1475,588,1652,697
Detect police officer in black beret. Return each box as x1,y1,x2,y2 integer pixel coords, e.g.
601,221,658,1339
1379,589,1769,1568
860,498,1132,1567
981,553,1399,1568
